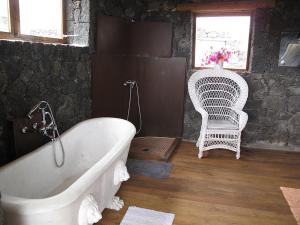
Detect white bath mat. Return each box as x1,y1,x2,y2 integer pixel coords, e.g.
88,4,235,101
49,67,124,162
120,206,175,225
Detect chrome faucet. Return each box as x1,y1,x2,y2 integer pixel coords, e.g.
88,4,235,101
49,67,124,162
23,101,58,140
23,101,65,168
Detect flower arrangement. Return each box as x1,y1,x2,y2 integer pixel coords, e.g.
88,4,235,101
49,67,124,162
206,48,232,65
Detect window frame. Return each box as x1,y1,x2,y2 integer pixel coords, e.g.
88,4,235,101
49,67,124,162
0,0,66,43
192,11,253,71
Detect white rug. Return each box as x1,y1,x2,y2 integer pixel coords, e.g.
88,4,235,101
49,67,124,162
120,206,175,225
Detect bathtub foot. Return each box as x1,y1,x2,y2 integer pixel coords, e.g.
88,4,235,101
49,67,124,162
78,194,102,225
108,196,124,211
114,161,130,185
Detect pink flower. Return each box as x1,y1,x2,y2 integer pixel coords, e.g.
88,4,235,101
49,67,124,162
205,48,232,65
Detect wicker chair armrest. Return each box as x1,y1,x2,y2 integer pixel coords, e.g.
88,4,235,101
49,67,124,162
232,109,248,130
197,107,208,131
196,107,209,129
198,107,208,120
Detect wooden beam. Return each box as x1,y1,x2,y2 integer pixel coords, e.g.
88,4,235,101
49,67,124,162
9,0,20,36
176,0,276,13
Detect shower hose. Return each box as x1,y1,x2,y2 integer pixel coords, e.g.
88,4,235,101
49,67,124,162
125,81,142,135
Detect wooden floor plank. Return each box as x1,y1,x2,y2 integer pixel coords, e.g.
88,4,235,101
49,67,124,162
97,141,300,225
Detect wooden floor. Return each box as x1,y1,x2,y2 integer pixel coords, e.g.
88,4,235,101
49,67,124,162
97,141,300,225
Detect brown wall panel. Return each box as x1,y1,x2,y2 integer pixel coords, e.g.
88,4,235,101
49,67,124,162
128,22,172,57
92,54,135,119
92,54,186,137
136,57,186,137
96,16,129,55
93,15,186,137
96,16,172,57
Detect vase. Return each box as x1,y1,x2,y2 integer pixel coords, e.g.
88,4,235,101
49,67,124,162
214,61,223,70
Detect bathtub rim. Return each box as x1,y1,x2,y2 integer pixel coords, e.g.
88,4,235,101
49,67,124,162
0,117,136,215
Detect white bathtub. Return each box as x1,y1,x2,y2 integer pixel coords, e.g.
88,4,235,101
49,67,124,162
0,117,136,225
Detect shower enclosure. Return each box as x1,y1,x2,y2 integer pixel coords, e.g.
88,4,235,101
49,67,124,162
92,16,186,160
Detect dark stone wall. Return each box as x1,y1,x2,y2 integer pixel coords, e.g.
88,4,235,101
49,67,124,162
0,0,92,165
92,0,300,151
0,41,91,165
241,5,300,151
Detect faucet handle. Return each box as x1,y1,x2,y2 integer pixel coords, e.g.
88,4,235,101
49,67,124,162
22,126,28,134
32,123,38,129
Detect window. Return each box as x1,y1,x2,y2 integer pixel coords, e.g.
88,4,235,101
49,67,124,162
194,14,252,70
0,0,10,32
0,0,64,42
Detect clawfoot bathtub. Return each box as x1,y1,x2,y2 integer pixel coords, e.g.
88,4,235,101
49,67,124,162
0,118,136,225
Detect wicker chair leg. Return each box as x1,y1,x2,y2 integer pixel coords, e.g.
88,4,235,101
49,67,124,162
236,133,241,159
236,151,240,160
198,150,203,159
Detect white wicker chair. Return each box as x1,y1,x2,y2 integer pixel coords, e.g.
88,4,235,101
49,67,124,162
188,68,248,159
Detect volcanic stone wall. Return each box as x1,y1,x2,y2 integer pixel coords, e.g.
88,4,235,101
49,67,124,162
0,41,91,165
0,0,92,165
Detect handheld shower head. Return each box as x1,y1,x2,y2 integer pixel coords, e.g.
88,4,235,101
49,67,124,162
123,80,136,87
27,103,40,119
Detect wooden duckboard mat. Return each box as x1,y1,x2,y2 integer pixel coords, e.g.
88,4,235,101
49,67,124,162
129,137,180,161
